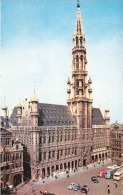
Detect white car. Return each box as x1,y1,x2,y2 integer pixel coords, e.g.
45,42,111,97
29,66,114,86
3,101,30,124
68,183,75,190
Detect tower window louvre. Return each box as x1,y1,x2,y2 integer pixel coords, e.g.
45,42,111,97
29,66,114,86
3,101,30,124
76,55,79,70
76,37,79,47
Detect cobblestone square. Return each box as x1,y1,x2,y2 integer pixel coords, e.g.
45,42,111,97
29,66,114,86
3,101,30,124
16,162,122,195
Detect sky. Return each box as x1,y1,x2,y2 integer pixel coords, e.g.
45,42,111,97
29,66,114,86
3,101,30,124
1,0,123,124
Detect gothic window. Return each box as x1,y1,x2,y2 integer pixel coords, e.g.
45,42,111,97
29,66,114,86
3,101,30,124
52,134,54,143
68,133,70,141
52,151,55,159
16,153,19,160
75,147,77,155
80,36,83,46
57,150,59,159
65,133,67,141
80,55,83,70
76,37,79,47
6,138,10,146
5,153,10,161
49,151,51,159
13,154,15,161
60,134,62,142
39,136,42,144
61,149,63,156
57,135,59,142
49,134,51,143
44,152,46,160
39,153,42,161
68,148,70,155
65,148,67,156
72,134,74,140
76,80,79,95
72,148,74,154
76,55,79,70
75,132,76,140
43,136,46,144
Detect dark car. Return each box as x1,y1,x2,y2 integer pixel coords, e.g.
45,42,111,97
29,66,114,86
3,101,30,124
81,185,89,194
91,176,99,183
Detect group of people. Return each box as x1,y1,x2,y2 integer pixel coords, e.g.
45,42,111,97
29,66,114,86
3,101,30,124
107,181,118,194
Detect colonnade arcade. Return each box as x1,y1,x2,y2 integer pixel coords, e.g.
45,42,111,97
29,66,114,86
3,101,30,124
38,158,81,179
91,151,110,163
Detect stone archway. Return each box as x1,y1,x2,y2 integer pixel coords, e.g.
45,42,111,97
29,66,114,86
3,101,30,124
56,165,59,171
42,168,45,179
83,155,87,166
52,166,54,173
13,174,22,187
68,162,70,170
47,167,50,177
105,153,107,159
75,160,77,169
60,164,63,171
72,161,74,170
64,163,66,170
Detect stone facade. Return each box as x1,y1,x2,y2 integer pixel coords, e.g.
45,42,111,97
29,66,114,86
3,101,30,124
110,122,123,164
0,122,23,189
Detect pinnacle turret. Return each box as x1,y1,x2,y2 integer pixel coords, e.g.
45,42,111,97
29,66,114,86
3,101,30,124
31,89,38,102
2,99,8,120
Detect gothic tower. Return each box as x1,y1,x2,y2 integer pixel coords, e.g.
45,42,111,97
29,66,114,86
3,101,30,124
30,89,39,127
67,1,93,165
67,2,93,129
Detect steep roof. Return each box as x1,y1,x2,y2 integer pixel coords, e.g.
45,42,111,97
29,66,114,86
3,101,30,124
92,108,105,125
9,107,18,126
38,103,76,126
0,116,10,128
9,104,105,126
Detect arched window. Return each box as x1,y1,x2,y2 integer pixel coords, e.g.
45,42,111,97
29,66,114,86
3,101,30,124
80,55,83,70
76,55,79,70
80,37,83,46
76,80,79,95
76,37,79,47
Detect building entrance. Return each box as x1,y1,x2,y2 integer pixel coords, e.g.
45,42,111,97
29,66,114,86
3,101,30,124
83,159,86,166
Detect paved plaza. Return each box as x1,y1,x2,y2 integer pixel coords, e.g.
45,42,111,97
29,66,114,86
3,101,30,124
16,161,122,195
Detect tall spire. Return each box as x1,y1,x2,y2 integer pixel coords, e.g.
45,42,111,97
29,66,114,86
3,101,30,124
74,1,84,36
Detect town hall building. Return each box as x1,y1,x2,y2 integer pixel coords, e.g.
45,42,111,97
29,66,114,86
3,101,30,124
1,2,111,181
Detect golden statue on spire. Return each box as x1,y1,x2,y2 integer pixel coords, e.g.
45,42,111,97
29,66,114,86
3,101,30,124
77,0,80,8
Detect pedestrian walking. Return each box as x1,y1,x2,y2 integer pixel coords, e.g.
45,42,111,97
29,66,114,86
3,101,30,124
107,183,109,188
108,188,110,194
115,183,117,188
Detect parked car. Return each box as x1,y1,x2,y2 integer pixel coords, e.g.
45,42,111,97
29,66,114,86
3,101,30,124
67,183,75,190
73,184,81,191
91,176,99,183
80,185,89,193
